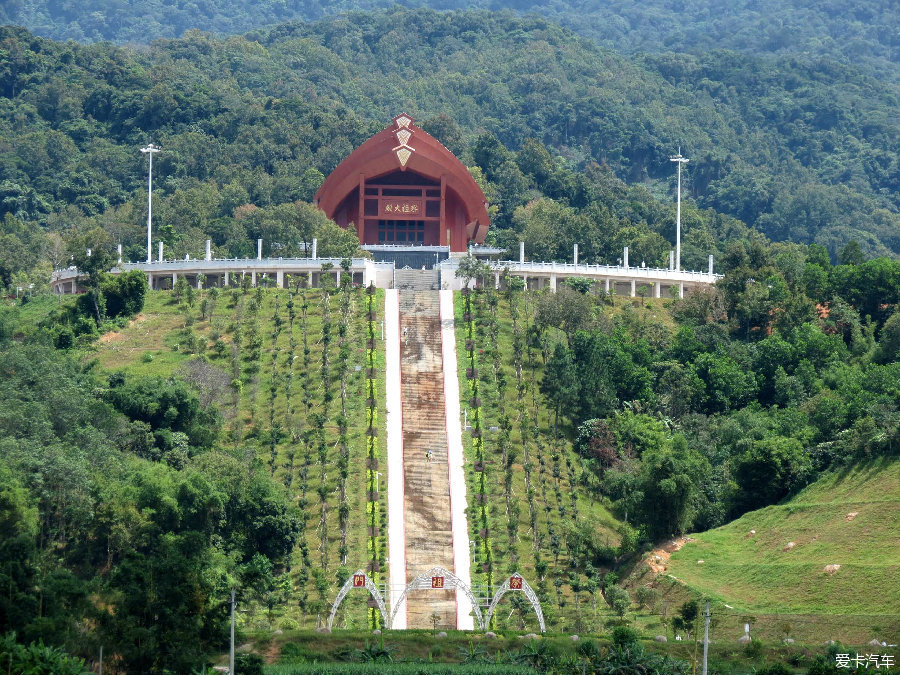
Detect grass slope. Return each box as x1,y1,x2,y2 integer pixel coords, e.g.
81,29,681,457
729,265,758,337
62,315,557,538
665,457,900,643
92,285,387,630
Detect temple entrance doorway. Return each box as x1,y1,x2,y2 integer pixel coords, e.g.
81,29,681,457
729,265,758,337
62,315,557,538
377,219,426,244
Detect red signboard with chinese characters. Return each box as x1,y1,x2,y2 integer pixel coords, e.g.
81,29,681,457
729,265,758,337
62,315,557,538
431,576,445,589
353,574,366,588
509,576,523,590
381,199,423,217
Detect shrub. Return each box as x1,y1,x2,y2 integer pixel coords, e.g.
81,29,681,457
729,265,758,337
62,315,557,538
635,585,658,611
235,652,264,675
611,625,640,646
605,585,631,617
279,642,312,662
0,633,88,675
102,269,147,318
54,325,74,349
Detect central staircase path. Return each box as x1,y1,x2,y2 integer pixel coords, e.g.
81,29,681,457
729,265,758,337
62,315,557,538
399,290,457,628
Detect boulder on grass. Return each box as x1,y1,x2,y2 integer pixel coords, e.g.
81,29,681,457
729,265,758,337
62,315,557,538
655,636,668,643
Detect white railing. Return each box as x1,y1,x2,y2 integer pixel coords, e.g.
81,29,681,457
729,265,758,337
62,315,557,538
51,256,721,291
51,257,393,283
443,259,721,281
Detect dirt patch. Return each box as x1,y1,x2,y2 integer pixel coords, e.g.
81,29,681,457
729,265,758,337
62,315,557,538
263,638,282,663
98,313,146,344
647,537,694,574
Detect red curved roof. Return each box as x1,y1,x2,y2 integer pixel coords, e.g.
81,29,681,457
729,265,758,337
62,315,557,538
314,114,490,244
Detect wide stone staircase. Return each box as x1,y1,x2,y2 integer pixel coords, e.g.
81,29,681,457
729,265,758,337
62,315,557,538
395,268,439,291
398,291,457,628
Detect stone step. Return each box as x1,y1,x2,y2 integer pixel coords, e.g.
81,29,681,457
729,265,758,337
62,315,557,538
398,288,458,628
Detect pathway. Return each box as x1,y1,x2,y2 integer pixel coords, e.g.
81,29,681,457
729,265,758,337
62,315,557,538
398,291,456,628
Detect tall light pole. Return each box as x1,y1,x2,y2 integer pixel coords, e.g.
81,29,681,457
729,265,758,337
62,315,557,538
670,150,689,271
229,589,235,675
141,143,160,264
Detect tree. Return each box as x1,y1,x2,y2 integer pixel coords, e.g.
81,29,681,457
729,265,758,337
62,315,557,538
672,600,699,637
876,312,900,363
101,270,147,319
635,586,658,612
638,437,707,540
534,286,595,340
605,585,631,618
692,351,758,413
315,217,360,259
298,168,325,202
540,342,579,431
574,418,618,470
471,132,511,181
563,277,593,294
455,256,491,288
0,467,39,636
733,436,811,513
421,113,465,157
67,227,114,323
105,375,220,451
839,240,865,266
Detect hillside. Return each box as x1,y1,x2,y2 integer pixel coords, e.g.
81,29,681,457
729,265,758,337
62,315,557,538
89,285,633,633
5,0,900,82
4,249,900,667
665,458,900,643
2,9,900,288
452,286,624,632
89,281,388,630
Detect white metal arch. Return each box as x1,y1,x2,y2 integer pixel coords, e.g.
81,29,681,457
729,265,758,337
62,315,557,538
389,566,485,630
328,570,390,630
484,574,546,633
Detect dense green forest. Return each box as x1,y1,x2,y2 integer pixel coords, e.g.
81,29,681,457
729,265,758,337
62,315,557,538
4,0,900,80
0,307,301,673
1,9,900,296
2,4,900,671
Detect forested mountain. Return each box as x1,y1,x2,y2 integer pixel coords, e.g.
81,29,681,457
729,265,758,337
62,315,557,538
4,0,899,80
1,9,899,291
2,5,900,667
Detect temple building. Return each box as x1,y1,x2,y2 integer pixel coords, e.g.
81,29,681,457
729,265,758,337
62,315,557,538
52,114,722,296
314,114,490,260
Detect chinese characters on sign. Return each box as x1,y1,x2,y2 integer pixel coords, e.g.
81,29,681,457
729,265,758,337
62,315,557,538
381,200,422,217
836,654,895,669
353,574,366,588
509,576,523,590
431,576,445,589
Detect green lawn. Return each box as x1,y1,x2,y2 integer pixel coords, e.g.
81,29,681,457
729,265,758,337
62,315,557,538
663,457,900,643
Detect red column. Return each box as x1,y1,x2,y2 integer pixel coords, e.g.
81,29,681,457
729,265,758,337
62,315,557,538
440,174,447,248
357,174,366,244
